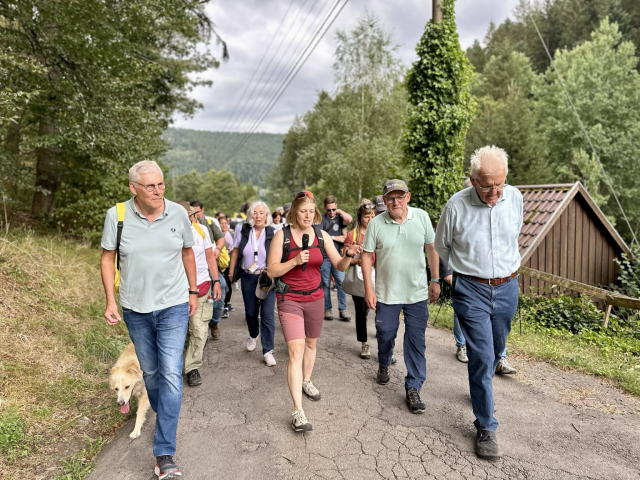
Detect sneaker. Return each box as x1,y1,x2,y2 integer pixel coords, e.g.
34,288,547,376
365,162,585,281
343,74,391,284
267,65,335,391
210,323,220,341
155,455,182,479
264,350,276,367
495,358,517,375
221,308,230,319
338,310,351,321
475,429,502,460
186,369,202,387
324,310,333,321
360,344,371,359
247,337,257,352
226,303,236,312
391,356,398,365
405,388,426,414
291,409,312,432
376,366,390,385
456,346,468,363
302,380,321,401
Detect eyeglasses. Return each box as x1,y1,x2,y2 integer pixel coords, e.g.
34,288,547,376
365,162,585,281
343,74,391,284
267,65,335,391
385,193,407,203
475,182,505,193
133,181,165,192
295,190,314,200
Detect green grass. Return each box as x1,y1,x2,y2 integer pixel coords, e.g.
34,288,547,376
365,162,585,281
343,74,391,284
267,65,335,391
0,410,31,462
55,437,105,480
428,303,640,396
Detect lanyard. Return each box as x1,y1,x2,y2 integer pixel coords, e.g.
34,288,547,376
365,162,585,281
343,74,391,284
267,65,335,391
253,229,260,264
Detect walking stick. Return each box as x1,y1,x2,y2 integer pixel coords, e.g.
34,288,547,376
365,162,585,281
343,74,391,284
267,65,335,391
432,297,445,326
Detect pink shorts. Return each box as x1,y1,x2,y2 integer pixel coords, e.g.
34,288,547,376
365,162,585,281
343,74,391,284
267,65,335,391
278,298,324,341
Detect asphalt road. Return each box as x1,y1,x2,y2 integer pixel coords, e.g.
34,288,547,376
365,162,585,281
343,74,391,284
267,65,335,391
90,290,640,479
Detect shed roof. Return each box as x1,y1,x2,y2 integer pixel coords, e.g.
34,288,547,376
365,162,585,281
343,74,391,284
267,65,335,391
515,182,630,262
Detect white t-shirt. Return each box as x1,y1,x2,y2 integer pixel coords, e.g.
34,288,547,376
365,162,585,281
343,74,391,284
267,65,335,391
191,223,214,285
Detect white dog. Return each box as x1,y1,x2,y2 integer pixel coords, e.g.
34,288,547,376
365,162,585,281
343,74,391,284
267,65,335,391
109,343,150,439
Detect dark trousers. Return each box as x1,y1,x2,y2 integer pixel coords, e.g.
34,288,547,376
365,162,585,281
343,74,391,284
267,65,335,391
223,268,233,305
452,274,519,432
375,300,429,390
240,271,276,354
352,295,370,342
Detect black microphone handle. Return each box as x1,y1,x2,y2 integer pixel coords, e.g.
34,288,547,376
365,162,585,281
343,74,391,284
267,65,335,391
301,234,309,271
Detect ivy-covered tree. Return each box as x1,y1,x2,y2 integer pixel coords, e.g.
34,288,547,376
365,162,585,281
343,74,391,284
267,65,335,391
404,0,475,220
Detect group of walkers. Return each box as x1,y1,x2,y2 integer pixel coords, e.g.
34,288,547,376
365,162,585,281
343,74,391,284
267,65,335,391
101,144,522,479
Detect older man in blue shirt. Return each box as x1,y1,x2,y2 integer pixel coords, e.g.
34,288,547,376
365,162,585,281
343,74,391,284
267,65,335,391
435,146,523,460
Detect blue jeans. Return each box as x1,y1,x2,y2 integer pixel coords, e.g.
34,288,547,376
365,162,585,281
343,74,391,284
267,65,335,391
375,300,429,390
453,311,507,359
209,277,228,326
452,275,519,432
321,257,347,312
240,272,276,354
122,302,189,457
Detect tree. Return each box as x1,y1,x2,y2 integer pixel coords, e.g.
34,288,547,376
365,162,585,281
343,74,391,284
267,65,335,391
404,0,475,220
535,19,640,241
196,170,256,215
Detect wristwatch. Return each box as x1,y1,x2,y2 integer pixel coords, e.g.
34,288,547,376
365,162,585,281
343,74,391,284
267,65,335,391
189,290,199,295
212,279,220,284
430,278,440,283
345,252,355,258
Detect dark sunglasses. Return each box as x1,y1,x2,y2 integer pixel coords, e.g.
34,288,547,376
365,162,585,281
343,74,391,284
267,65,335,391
295,190,314,200
326,208,337,212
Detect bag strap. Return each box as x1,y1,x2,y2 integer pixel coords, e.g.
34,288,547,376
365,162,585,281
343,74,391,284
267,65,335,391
192,222,205,240
115,203,126,270
281,225,292,263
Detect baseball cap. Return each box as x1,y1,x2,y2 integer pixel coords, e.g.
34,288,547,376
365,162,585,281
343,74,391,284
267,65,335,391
177,200,196,216
382,179,409,196
283,202,292,214
374,195,387,213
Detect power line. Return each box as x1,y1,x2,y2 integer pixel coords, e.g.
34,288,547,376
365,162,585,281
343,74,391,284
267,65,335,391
222,0,349,164
528,13,638,247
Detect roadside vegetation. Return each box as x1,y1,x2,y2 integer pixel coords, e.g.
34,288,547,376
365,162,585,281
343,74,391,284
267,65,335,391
0,228,130,479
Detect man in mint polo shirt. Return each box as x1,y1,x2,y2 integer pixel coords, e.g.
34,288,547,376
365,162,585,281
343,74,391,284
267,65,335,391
361,179,440,414
100,160,198,480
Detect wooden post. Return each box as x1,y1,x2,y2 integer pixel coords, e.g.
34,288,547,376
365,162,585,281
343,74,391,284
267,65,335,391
602,303,613,329
433,0,442,24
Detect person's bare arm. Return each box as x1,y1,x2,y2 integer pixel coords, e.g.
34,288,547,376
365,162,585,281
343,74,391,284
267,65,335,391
101,249,121,325
267,229,309,278
228,249,239,282
337,210,353,224
425,242,440,303
361,251,376,309
324,231,359,272
182,248,198,316
204,247,222,300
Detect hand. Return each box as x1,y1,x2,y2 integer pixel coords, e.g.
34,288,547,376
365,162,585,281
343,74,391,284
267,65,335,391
346,244,363,257
104,303,121,325
212,248,220,260
365,288,377,309
428,282,440,303
212,282,222,301
188,295,198,316
444,274,452,285
295,250,310,266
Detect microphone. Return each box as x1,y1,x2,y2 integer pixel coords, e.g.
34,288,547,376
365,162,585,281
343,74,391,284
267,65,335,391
301,234,309,271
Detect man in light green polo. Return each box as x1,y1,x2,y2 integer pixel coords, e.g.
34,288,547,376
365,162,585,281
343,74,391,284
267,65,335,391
361,179,440,414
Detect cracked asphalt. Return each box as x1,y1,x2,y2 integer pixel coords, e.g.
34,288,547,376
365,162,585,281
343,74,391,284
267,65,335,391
90,291,640,479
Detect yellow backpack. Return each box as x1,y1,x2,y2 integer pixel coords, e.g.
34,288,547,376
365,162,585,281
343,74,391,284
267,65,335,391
114,202,126,293
192,223,230,270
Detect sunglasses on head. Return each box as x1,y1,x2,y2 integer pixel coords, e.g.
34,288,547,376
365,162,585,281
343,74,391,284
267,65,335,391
361,203,375,210
295,190,314,200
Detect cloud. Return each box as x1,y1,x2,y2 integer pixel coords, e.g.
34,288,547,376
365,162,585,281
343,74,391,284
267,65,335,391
173,0,519,134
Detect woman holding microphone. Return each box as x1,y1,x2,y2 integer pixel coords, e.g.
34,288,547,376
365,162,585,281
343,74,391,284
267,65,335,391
267,191,361,432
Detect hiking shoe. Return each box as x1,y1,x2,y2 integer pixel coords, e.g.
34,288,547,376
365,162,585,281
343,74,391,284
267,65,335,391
475,429,502,460
405,388,426,414
246,336,257,352
186,369,202,387
360,344,371,359
495,358,517,375
221,308,230,319
210,323,220,341
155,455,182,479
264,350,276,367
291,410,312,432
302,380,321,401
456,346,468,363
377,366,390,385
338,310,351,321
324,310,333,321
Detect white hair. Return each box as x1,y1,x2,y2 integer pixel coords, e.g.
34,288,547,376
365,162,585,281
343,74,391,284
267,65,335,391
246,200,273,227
470,146,509,178
129,160,163,183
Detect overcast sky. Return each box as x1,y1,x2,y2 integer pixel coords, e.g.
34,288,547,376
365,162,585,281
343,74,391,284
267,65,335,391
173,0,520,134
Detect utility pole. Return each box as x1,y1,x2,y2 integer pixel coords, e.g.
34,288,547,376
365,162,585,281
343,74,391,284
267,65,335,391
432,0,442,24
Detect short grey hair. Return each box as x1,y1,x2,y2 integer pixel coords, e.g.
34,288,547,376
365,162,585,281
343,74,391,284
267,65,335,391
470,146,509,178
129,160,163,183
246,200,273,227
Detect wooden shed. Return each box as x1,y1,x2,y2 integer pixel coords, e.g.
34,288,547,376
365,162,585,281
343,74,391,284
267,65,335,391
517,182,631,294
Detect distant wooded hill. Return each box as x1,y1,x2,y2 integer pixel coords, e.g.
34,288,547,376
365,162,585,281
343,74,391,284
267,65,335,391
161,128,286,186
